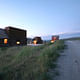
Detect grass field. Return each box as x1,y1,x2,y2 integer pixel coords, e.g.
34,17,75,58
0,40,65,80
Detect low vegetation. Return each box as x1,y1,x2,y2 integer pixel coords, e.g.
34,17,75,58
64,37,80,40
0,40,65,80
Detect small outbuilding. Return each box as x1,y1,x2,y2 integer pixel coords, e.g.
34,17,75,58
0,26,27,46
32,37,43,44
51,35,59,43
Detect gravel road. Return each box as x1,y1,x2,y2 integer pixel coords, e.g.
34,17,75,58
27,44,43,46
53,40,80,80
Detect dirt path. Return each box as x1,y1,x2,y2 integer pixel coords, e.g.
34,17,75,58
53,40,80,80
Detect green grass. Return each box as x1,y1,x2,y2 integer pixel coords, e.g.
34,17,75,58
0,40,65,80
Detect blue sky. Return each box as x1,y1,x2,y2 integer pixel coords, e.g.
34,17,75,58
0,0,80,37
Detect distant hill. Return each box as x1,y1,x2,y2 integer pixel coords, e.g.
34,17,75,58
64,37,80,40
60,32,80,39
41,32,80,40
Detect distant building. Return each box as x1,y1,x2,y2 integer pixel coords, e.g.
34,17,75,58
32,37,43,44
51,35,59,43
0,26,27,46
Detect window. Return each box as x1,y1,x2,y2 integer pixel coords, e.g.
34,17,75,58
16,41,20,45
4,39,8,44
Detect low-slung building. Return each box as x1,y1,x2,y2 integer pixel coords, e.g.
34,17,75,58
32,37,43,44
0,26,27,46
51,35,59,43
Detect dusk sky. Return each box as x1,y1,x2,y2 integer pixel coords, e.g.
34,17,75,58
0,0,80,37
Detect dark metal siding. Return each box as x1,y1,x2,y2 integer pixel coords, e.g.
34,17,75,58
5,27,27,46
5,27,26,39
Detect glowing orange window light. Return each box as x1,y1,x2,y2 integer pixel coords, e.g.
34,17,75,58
51,40,55,43
33,40,37,44
4,39,8,44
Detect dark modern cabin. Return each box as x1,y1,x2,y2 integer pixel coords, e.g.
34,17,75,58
51,35,59,43
32,37,43,44
52,35,59,40
0,26,27,46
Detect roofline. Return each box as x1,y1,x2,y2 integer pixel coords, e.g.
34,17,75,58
5,26,27,31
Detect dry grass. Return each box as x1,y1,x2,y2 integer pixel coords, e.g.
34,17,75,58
0,40,65,80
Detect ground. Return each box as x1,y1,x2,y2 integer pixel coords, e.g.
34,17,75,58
53,40,80,80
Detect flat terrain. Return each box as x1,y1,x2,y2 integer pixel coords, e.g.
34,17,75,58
54,40,80,80
27,44,43,46
0,40,65,80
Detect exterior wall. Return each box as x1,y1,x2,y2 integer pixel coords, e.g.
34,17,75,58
5,27,26,39
5,27,27,46
8,38,27,46
0,29,9,46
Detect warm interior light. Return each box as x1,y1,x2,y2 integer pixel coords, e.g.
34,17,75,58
16,41,20,45
51,40,55,43
4,39,8,44
33,40,37,44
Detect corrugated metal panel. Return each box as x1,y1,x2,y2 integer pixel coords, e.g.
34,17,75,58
5,26,26,39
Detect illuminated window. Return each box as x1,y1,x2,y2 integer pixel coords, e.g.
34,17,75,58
33,40,37,44
4,39,8,44
16,41,20,45
51,40,55,43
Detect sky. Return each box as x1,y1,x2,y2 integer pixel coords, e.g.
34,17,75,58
0,0,80,38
